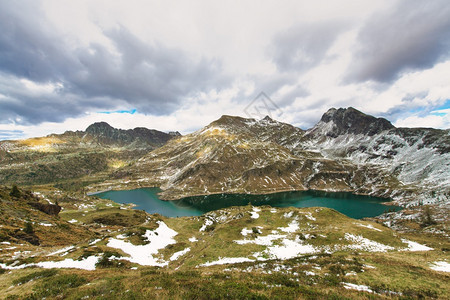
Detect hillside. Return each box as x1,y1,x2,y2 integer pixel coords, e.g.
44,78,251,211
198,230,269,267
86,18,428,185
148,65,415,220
0,186,93,247
300,107,450,207
0,122,177,189
92,108,448,212
0,187,448,299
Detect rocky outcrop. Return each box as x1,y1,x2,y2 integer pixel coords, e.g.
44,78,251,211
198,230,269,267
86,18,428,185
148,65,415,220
307,107,394,138
84,122,176,148
28,202,62,216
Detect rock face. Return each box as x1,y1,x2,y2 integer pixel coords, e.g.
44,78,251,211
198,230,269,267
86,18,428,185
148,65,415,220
300,108,449,206
122,108,448,208
28,202,62,216
84,122,175,148
315,107,394,137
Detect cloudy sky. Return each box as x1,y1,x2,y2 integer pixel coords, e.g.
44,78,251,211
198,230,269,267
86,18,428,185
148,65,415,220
1,0,449,140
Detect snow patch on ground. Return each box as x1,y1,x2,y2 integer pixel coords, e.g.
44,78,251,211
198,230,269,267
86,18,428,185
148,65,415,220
400,239,433,251
279,220,299,233
241,227,253,236
199,218,213,232
36,256,100,270
250,207,261,219
188,236,198,242
364,264,376,269
77,203,95,210
200,257,253,267
430,261,450,272
107,221,177,266
235,234,286,246
235,230,319,260
283,211,294,218
344,233,394,252
357,223,382,232
89,239,101,246
342,282,374,293
170,248,191,261
267,237,318,259
47,246,75,256
68,219,78,223
302,212,316,221
0,256,100,271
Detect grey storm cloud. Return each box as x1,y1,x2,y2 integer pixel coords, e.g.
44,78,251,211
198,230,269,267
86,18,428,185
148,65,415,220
0,2,227,125
270,21,348,72
347,0,450,83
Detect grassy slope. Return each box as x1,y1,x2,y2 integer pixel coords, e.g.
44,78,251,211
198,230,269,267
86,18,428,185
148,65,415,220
0,136,151,194
0,194,448,299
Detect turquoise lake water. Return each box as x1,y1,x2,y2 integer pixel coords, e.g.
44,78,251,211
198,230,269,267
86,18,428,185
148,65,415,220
95,188,401,219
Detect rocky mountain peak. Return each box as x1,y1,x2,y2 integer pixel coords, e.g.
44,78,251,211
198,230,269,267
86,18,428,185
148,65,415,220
85,122,115,136
83,122,175,148
262,115,273,122
215,115,252,123
319,107,394,137
210,115,255,129
169,131,181,137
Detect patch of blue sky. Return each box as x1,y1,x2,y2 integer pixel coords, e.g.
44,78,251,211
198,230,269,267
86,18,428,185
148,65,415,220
402,99,450,117
99,108,137,114
430,99,450,116
0,130,24,141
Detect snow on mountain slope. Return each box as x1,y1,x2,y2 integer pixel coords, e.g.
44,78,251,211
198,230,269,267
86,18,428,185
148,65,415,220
87,107,448,209
300,108,450,206
124,114,402,200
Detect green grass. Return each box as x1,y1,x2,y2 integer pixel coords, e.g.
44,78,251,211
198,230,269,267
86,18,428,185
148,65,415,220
12,269,58,286
1,200,449,299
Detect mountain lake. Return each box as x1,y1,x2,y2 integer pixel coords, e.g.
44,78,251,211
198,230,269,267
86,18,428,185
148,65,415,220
94,188,401,219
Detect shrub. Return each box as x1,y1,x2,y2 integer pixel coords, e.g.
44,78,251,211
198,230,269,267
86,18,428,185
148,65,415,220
10,185,21,198
23,221,34,234
96,251,125,268
421,206,437,227
252,227,260,234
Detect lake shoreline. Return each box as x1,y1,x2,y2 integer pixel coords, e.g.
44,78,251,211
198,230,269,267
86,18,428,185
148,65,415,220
87,184,396,205
93,187,402,219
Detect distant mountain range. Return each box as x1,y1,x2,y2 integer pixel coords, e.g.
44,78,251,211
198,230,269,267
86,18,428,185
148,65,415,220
119,108,448,209
0,123,179,187
84,122,180,148
1,107,448,208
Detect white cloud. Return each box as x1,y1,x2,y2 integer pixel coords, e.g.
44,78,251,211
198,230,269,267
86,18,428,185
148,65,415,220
394,112,450,129
1,0,450,138
20,79,63,95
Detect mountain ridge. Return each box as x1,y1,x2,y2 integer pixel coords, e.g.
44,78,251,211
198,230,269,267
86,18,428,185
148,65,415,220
1,107,448,210
0,122,179,187
86,108,448,212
